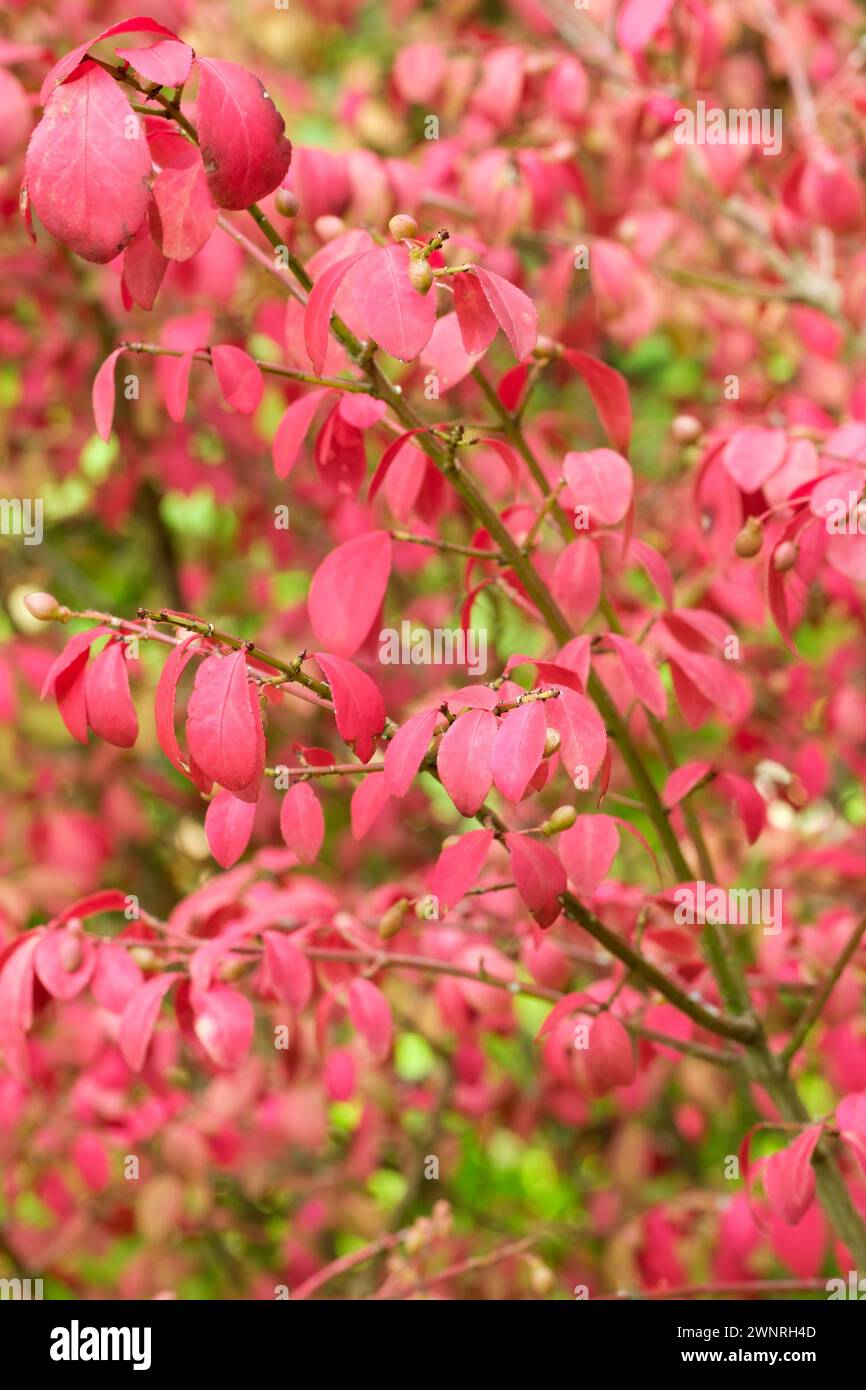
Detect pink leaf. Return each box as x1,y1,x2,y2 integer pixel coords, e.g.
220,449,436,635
325,1048,355,1100
0,933,43,1078
551,540,601,626
273,389,333,479
92,349,123,443
92,942,143,1014
559,815,620,898
351,772,391,839
34,929,95,1001
764,1126,823,1227
26,63,153,264
606,633,667,719
430,828,494,913
40,18,181,102
346,245,436,362
150,142,218,262
587,1012,636,1090
419,312,485,390
116,39,194,88
663,760,713,808
205,790,257,868
85,640,138,748
195,57,292,209
472,266,537,361
564,350,633,454
505,833,565,929
722,427,788,493
436,708,497,815
186,649,263,792
212,345,264,414
165,350,196,424
545,687,607,784
263,932,312,1010
491,701,546,802
384,707,439,797
192,984,254,1069
279,781,325,864
616,0,675,54
348,977,393,1060
715,772,766,845
368,428,427,503
119,974,178,1071
314,652,386,764
304,253,366,376
453,270,499,355
564,448,634,526
308,531,392,658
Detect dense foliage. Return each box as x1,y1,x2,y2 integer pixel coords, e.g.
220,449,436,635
2,0,866,1301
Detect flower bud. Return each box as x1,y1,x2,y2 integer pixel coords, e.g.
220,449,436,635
671,414,702,445
773,540,799,573
734,516,764,559
23,591,65,621
314,214,345,241
389,213,419,241
275,187,299,218
543,728,561,758
378,898,409,940
525,1254,556,1296
407,257,434,295
542,805,577,836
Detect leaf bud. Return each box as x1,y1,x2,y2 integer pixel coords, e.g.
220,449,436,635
23,591,66,621
407,257,434,295
378,898,409,940
275,187,300,218
389,213,419,241
542,805,578,836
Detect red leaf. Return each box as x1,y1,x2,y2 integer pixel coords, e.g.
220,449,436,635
505,833,565,928
0,932,43,1077
419,312,485,391
186,649,263,792
723,427,787,492
436,708,497,815
314,405,367,496
92,350,123,442
491,701,546,801
91,942,143,1014
263,931,312,1010
314,652,386,764
41,626,108,745
348,977,393,1060
715,772,766,845
453,271,499,354
273,389,333,479
308,531,392,658
195,57,292,209
304,253,366,376
122,219,168,310
347,245,437,362
150,142,217,262
192,984,254,1068
40,18,181,102
325,1048,355,1100
564,448,633,526
663,760,713,808
472,266,537,361
165,350,196,424
559,815,620,898
764,1126,823,1226
120,973,178,1071
116,39,193,88
429,828,494,913
279,781,325,864
85,640,138,748
607,633,667,719
53,889,133,926
350,773,391,839
212,345,264,413
587,1012,636,1090
26,63,153,264
155,634,200,775
384,707,439,797
564,351,633,454
205,790,256,868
